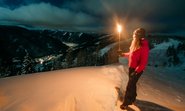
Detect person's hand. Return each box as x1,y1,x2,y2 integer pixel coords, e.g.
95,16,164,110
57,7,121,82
117,50,122,56
130,71,138,77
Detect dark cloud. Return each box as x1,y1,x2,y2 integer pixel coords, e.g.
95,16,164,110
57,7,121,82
0,0,185,33
0,2,100,31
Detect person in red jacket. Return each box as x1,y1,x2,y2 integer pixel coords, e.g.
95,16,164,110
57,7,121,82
119,28,149,109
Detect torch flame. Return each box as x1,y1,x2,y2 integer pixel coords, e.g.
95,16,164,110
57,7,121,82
117,24,122,33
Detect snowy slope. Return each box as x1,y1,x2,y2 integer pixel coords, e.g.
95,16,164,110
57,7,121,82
0,64,128,111
1,63,185,111
137,66,185,111
149,38,185,69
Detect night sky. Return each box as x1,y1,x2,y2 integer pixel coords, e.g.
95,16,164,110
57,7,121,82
0,0,185,34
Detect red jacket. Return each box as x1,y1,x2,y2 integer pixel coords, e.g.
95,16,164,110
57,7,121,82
122,38,149,73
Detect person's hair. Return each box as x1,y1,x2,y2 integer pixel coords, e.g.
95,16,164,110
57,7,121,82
129,28,146,52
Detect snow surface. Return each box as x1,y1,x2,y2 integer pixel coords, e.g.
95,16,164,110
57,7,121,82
62,42,78,47
0,64,128,111
0,63,185,111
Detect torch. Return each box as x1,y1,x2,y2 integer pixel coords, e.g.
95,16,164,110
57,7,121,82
117,24,122,52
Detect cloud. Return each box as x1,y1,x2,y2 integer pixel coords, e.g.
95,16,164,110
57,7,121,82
58,0,185,33
0,0,185,33
0,2,99,31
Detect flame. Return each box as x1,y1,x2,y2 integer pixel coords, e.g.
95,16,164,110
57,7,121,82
117,24,122,33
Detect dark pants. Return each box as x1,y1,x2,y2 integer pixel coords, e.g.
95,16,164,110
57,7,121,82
123,67,143,106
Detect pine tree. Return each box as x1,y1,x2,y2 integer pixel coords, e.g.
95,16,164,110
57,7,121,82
65,48,74,68
173,53,180,66
21,50,33,74
77,49,86,66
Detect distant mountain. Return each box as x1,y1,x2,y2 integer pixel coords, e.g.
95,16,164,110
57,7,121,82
0,25,185,77
0,25,118,77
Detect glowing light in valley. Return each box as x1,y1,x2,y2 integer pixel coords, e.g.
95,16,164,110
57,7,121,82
39,58,44,64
